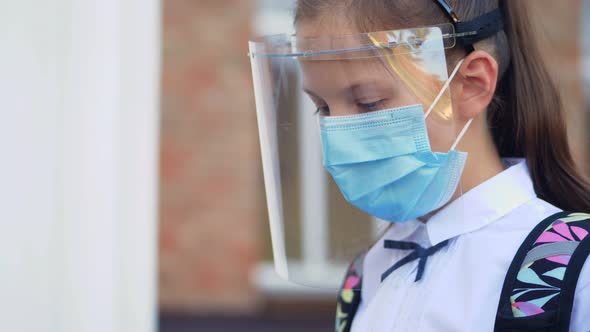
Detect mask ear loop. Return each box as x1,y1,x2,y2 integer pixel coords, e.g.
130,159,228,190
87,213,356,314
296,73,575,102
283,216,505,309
423,59,474,151
449,117,474,151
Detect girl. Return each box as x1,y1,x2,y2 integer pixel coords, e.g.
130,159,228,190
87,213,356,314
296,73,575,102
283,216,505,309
249,0,590,331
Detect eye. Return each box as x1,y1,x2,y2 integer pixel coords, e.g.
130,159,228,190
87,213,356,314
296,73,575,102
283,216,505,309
358,100,385,112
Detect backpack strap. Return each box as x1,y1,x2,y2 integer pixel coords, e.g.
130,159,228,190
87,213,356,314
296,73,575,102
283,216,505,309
335,252,366,332
495,211,590,332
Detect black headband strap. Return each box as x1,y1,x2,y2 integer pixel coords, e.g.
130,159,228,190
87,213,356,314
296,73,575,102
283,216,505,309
456,9,504,47
433,0,505,52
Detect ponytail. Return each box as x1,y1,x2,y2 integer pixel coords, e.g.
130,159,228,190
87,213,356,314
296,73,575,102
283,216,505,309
490,1,590,211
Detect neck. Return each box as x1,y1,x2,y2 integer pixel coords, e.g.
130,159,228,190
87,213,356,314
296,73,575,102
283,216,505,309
456,114,505,194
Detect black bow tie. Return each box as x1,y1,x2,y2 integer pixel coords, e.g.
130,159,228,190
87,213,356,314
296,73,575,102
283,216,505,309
381,239,450,283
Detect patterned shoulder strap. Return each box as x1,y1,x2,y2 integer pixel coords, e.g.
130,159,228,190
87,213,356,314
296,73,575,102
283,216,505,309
495,211,590,332
335,252,366,332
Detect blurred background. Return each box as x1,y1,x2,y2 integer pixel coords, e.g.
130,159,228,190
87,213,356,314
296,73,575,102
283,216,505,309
2,1,589,332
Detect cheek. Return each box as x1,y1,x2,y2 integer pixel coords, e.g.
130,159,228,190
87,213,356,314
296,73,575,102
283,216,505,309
425,119,457,153
386,84,457,152
423,93,458,152
382,89,420,110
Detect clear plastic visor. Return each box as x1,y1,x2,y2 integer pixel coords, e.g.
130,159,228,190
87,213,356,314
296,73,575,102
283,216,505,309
250,24,466,289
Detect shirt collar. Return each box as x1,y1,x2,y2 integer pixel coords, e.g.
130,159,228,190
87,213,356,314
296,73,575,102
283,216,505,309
425,158,537,246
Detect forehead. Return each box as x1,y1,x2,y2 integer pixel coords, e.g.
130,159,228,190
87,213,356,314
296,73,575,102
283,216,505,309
300,57,393,90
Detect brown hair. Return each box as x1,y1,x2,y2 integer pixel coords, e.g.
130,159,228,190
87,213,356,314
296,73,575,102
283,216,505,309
295,0,590,212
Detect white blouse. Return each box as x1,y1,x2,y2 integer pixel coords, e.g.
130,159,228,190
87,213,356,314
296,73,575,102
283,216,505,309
351,159,590,332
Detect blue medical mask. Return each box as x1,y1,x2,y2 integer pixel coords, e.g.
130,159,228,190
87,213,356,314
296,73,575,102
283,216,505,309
319,60,472,222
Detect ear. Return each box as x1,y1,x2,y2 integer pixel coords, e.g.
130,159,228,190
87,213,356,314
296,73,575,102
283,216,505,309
451,50,499,120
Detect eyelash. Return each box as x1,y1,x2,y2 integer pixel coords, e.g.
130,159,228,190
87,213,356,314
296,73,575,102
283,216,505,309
314,100,385,116
359,100,383,111
315,106,330,116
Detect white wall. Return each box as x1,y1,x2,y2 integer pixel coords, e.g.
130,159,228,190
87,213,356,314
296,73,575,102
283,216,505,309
0,1,160,331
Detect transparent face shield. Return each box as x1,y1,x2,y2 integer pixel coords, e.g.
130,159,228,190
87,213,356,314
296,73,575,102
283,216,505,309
249,24,475,289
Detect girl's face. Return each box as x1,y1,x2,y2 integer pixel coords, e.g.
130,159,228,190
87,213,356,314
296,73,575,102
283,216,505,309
301,57,419,117
297,16,459,153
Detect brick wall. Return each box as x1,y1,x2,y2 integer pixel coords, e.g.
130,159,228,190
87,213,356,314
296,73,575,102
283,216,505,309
158,0,262,313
